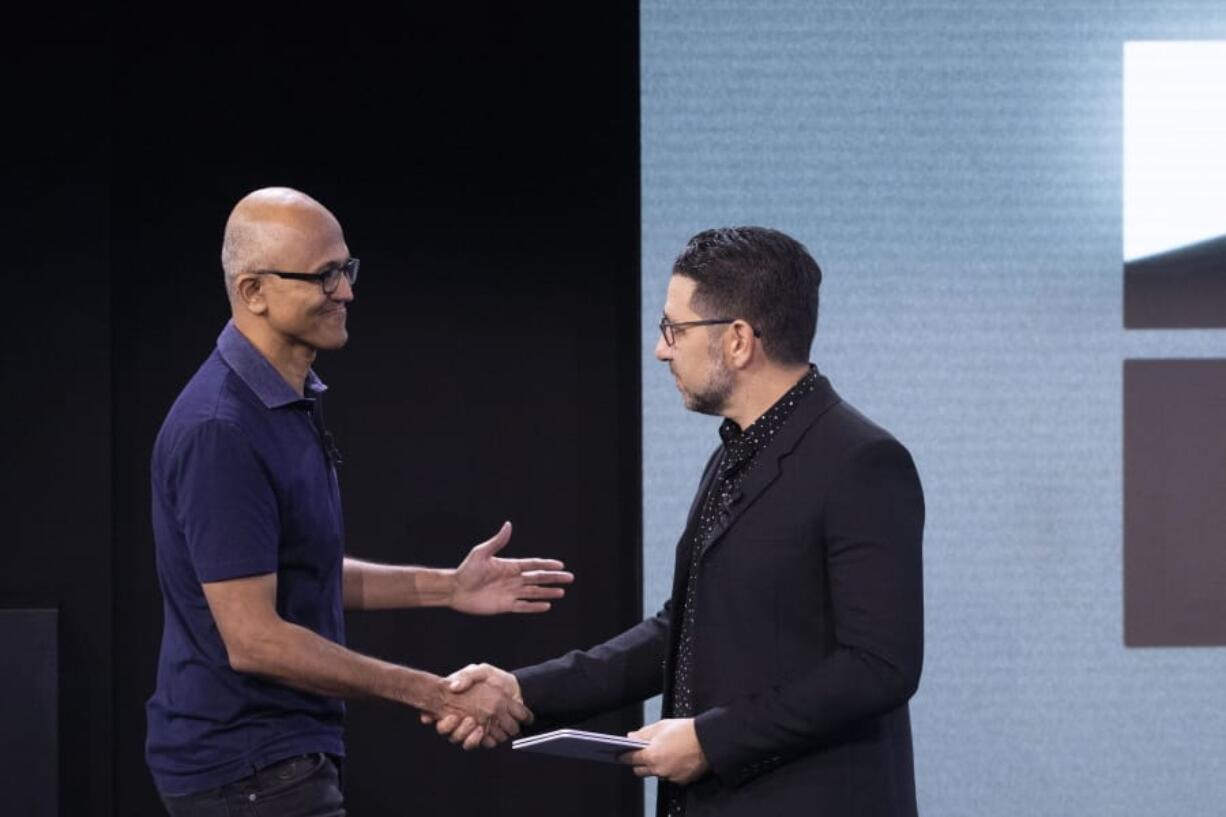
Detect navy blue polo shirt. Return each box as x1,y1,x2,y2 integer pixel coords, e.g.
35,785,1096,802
146,321,346,796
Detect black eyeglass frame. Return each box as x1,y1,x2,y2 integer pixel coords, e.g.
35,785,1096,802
250,257,360,295
658,316,761,347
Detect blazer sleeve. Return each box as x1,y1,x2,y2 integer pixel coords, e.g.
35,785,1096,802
513,445,722,728
694,438,925,786
514,603,671,729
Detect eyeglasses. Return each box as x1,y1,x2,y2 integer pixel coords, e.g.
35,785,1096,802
251,257,360,295
658,316,761,347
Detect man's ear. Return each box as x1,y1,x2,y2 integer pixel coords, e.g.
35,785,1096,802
725,319,758,370
234,275,269,315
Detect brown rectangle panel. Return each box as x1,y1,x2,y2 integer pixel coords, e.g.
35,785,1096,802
1124,235,1226,329
1124,359,1226,646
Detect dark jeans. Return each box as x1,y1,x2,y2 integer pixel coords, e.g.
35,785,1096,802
161,753,345,817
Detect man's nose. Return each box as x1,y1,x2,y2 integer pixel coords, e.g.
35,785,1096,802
654,334,671,362
331,275,355,302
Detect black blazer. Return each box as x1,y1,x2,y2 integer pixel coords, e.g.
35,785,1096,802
517,373,925,817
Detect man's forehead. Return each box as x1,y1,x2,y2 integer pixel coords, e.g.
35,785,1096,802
260,204,343,244
244,215,347,271
663,274,698,318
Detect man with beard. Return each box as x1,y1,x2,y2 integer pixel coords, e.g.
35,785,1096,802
147,187,572,816
437,227,925,817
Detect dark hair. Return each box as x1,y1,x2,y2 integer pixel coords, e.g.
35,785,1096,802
672,226,822,365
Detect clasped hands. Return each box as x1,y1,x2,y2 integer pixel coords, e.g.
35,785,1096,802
416,523,575,746
424,664,710,785
421,663,531,749
421,663,529,750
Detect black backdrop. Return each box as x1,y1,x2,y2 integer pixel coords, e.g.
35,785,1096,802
5,3,642,815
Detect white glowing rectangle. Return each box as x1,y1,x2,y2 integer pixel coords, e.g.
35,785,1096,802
1123,41,1226,262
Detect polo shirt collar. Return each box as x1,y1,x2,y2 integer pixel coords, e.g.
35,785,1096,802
216,320,328,409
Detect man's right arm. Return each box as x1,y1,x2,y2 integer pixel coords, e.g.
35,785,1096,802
203,572,529,742
514,606,671,724
435,603,672,744
176,417,554,746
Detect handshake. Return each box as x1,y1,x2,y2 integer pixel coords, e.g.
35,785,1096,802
418,663,712,785
421,663,528,750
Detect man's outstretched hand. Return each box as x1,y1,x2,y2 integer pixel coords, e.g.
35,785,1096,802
450,522,574,615
422,665,533,751
423,663,526,750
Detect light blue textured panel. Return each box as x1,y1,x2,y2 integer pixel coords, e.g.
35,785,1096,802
641,3,1226,815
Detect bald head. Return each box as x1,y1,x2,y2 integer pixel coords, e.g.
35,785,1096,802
221,187,346,299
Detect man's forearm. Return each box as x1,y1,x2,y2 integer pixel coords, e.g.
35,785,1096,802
515,610,670,725
232,613,444,711
342,556,456,611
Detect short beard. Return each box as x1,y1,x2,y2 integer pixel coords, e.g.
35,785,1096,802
683,343,734,416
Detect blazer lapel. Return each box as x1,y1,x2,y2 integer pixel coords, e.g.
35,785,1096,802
662,446,724,709
685,447,724,533
697,374,842,562
667,447,723,609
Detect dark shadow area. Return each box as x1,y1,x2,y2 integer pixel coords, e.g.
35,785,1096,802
0,610,59,817
6,3,643,815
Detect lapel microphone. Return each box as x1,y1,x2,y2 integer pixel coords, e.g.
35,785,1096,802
310,392,344,467
322,430,344,467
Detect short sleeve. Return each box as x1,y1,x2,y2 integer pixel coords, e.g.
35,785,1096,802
171,419,281,582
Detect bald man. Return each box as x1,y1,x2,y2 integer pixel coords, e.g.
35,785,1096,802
146,188,572,816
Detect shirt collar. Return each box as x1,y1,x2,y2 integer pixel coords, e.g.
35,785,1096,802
216,320,328,409
717,364,819,468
